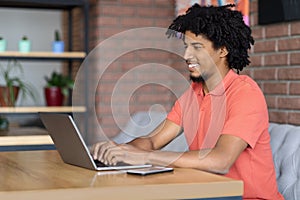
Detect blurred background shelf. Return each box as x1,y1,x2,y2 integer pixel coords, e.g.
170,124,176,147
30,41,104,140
0,51,86,60
0,106,86,113
0,0,89,151
0,126,54,151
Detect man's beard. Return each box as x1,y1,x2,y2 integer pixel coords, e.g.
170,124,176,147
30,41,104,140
190,75,205,83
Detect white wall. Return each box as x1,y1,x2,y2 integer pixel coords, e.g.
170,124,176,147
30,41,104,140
0,8,63,106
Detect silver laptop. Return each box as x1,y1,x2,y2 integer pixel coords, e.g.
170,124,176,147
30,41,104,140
39,113,151,171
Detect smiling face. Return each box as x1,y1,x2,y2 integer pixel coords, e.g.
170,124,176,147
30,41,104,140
183,31,229,86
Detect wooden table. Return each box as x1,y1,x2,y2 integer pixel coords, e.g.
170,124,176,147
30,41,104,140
0,150,243,200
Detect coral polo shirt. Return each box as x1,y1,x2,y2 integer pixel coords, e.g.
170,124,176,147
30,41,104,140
167,70,284,200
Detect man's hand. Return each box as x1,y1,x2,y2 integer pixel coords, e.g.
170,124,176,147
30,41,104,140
91,141,149,166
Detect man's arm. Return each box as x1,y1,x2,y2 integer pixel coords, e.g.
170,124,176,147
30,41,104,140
91,119,182,161
147,134,248,174
127,120,247,174
93,128,247,175
128,119,182,151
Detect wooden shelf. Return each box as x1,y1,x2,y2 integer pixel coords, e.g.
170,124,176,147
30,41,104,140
0,0,87,9
0,106,86,113
0,51,86,60
0,0,89,147
0,127,52,146
0,135,53,146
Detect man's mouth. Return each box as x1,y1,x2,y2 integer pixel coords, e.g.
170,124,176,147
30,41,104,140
188,63,200,68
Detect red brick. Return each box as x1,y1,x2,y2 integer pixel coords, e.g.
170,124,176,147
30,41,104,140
265,95,277,109
277,97,300,109
240,68,252,76
154,0,174,7
100,72,123,82
278,67,300,80
269,110,288,124
265,24,289,38
254,40,276,53
155,18,173,27
137,7,174,18
249,54,263,67
137,50,170,61
252,68,276,80
250,0,257,13
99,5,136,16
264,53,288,66
290,82,300,95
288,112,300,125
121,17,154,27
278,38,300,51
263,82,288,95
98,83,115,94
290,53,300,65
97,33,115,43
119,52,137,61
120,61,145,71
250,13,258,27
97,16,119,26
251,27,263,40
120,0,153,6
291,21,300,35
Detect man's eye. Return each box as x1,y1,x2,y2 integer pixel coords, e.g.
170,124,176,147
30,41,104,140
194,45,202,49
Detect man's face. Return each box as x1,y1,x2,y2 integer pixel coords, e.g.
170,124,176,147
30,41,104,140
183,31,222,83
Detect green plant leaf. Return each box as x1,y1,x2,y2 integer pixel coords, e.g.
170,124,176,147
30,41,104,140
0,59,38,106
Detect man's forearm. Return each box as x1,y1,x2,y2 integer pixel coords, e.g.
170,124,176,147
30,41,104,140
146,150,229,174
127,137,154,151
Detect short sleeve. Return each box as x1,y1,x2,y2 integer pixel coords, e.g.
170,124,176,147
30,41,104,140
167,99,182,126
222,85,269,148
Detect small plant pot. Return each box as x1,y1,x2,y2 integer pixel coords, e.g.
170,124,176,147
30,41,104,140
44,87,64,106
52,41,64,53
0,117,9,131
0,39,7,52
19,40,31,53
0,86,20,107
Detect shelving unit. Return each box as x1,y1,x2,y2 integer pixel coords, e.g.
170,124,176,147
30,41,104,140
0,106,86,113
0,51,86,60
0,0,89,150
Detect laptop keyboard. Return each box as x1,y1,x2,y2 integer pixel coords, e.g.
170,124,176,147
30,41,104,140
93,159,106,167
93,159,131,167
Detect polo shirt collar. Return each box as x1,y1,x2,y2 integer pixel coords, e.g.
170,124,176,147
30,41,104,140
209,69,237,96
192,69,237,96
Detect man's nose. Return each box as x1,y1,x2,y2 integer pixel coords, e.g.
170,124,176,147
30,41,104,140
183,47,192,61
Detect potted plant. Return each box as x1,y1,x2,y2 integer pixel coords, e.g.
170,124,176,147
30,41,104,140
0,36,7,52
19,35,31,52
0,59,37,107
0,115,9,131
52,30,64,53
44,71,74,106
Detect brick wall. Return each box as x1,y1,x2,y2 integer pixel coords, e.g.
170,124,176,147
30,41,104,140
247,0,300,125
87,0,187,139
72,0,300,142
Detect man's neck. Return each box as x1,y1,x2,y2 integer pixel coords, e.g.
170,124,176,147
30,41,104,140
203,67,230,95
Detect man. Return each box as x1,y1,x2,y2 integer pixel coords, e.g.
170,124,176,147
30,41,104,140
92,4,284,199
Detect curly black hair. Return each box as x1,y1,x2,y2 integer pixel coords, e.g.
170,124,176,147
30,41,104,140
166,4,254,72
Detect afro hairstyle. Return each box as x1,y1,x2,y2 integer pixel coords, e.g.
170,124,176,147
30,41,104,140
166,4,254,72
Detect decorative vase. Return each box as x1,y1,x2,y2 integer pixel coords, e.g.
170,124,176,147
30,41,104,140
19,40,31,52
0,39,6,52
52,41,64,53
44,87,64,106
0,86,20,107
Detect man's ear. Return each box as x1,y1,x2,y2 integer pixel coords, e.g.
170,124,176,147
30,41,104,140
219,46,228,58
